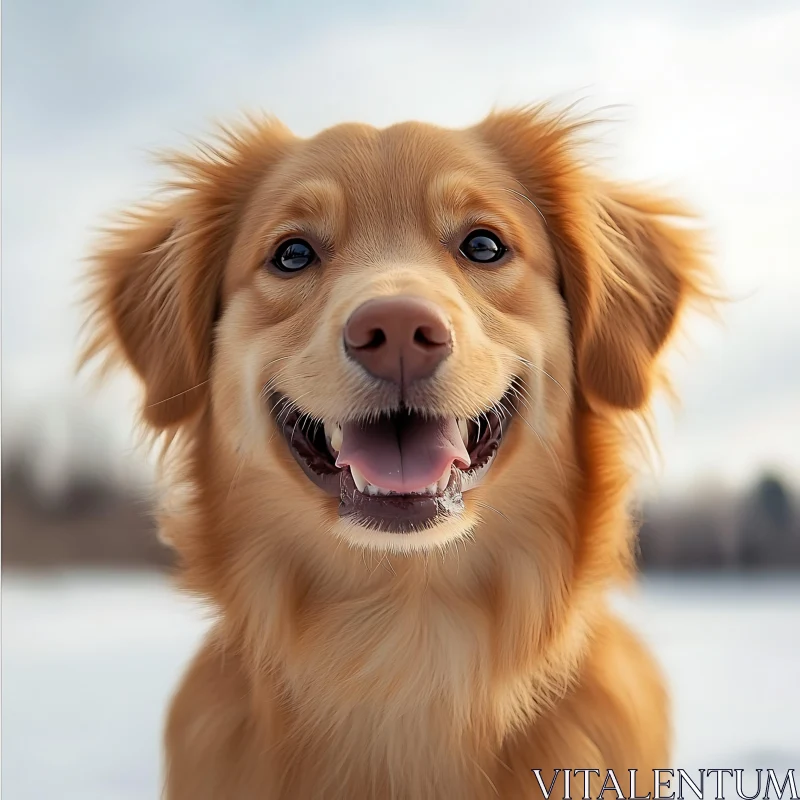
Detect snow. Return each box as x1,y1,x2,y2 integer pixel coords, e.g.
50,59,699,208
2,572,799,798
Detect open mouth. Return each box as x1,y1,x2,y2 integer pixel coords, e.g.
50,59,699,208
270,387,516,534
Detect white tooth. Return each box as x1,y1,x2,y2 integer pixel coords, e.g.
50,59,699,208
329,423,342,453
458,418,469,446
350,466,368,493
437,471,451,493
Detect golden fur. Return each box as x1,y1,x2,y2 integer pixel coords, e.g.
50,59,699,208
83,105,713,799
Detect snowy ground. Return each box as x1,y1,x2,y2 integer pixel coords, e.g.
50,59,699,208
2,572,799,799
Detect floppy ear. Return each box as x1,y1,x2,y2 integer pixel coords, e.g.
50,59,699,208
476,107,711,410
566,184,709,409
82,118,291,429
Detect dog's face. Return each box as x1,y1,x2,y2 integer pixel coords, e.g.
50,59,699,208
85,109,706,555
213,122,572,551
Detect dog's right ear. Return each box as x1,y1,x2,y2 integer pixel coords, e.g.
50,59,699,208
83,204,215,430
81,119,292,430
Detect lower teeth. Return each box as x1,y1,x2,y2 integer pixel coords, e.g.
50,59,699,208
350,469,450,497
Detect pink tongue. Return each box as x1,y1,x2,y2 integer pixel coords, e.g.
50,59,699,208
335,416,470,493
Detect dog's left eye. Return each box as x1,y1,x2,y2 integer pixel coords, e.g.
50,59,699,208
458,230,507,264
271,239,317,273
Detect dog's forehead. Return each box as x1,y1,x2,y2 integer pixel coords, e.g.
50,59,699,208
282,121,501,202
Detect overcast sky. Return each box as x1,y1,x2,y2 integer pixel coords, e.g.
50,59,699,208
2,0,799,495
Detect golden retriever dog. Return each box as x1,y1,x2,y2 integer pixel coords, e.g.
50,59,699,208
83,105,711,799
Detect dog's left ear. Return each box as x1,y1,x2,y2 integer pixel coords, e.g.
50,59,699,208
476,108,711,410
565,183,709,410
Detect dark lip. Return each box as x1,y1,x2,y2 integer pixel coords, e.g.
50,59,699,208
269,385,517,534
339,466,466,534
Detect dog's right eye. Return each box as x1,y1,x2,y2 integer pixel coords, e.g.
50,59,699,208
271,239,317,273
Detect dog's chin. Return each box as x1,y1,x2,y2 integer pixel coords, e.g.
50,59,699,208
331,513,479,554
269,383,517,548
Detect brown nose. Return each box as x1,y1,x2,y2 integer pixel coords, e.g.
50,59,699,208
344,295,452,386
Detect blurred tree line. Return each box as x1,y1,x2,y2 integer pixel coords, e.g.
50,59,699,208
639,473,800,570
2,448,798,570
1,452,171,568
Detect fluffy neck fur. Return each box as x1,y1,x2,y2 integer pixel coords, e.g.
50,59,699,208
160,400,636,795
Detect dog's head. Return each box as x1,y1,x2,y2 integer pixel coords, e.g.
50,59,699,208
84,108,708,555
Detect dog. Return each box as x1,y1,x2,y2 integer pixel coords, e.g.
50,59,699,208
83,105,712,799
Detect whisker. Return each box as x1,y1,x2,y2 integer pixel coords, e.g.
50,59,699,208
263,355,293,370
508,354,570,400
506,184,548,228
473,500,510,524
146,379,209,408
472,756,501,797
260,364,297,399
278,393,306,424
275,398,295,426
258,356,294,397
290,411,303,443
382,554,397,577
478,409,493,439
508,381,541,417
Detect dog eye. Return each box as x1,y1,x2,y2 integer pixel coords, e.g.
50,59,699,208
271,239,317,273
458,230,507,264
